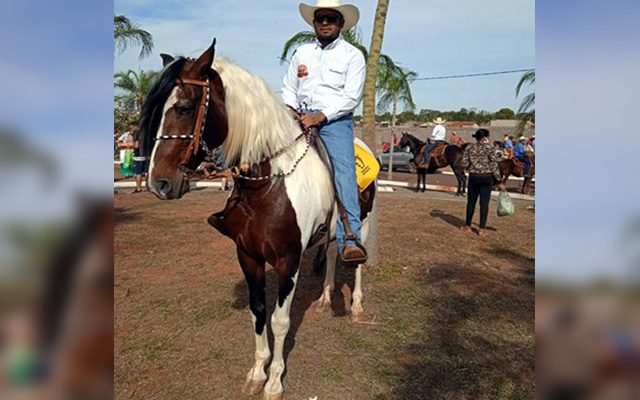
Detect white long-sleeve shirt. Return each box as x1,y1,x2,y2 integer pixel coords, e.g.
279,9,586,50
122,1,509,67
431,124,446,141
281,38,366,122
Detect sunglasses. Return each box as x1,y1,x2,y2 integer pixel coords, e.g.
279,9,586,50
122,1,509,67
314,14,342,24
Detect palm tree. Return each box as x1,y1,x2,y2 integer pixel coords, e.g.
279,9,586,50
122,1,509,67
515,70,535,134
376,58,416,179
114,70,159,114
114,15,154,59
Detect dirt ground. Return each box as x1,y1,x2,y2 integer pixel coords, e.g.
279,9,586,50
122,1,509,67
114,187,534,399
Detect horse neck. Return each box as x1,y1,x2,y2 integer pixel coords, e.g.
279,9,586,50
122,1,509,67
409,137,424,156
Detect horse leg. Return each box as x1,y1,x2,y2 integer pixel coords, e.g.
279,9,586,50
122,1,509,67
420,171,426,192
237,250,270,396
415,172,420,192
350,217,370,322
264,260,301,400
522,177,530,194
315,243,337,311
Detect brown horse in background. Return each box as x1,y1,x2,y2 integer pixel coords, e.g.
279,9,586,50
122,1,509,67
399,132,468,195
499,154,535,194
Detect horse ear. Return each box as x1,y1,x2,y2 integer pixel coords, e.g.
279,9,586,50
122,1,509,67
160,53,174,67
193,38,216,77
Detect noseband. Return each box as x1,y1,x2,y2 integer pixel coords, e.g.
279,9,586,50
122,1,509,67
155,77,213,165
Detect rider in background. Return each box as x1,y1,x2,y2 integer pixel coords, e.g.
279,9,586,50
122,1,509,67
503,134,514,149
450,131,462,146
423,117,447,166
514,136,532,176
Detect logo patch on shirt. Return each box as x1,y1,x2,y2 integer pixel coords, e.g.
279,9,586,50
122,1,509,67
297,64,309,78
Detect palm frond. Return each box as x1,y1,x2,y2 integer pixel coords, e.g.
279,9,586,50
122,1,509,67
516,70,535,97
279,31,316,63
518,93,535,114
114,15,154,59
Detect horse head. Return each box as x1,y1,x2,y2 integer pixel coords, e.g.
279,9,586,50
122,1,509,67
139,38,228,200
398,132,411,150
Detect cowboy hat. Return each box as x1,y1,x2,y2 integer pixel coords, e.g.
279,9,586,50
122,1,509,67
432,117,447,124
299,0,360,32
518,135,527,142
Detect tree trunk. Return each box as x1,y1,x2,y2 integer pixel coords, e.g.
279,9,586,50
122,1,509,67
387,95,398,180
362,0,390,268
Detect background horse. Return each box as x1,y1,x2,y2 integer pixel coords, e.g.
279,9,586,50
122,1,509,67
499,154,535,194
139,39,375,400
398,132,467,195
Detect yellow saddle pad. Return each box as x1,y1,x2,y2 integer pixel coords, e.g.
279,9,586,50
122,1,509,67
354,141,380,192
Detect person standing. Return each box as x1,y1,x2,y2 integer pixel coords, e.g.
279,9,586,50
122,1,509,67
423,116,447,166
117,124,135,177
131,125,149,193
281,0,366,264
460,129,503,236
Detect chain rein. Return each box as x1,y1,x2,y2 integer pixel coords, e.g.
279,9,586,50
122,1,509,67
230,129,312,181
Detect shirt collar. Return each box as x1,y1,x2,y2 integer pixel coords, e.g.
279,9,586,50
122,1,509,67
315,37,342,50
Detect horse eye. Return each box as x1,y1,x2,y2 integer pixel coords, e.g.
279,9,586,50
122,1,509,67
176,106,193,116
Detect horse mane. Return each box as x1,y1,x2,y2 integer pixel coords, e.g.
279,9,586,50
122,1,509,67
212,58,302,167
138,57,189,157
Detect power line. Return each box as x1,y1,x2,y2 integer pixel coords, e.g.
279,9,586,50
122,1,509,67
413,68,534,81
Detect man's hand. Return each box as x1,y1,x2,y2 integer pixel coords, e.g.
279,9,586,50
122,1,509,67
299,112,327,129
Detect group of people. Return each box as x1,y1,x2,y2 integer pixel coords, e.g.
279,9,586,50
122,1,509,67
502,133,535,177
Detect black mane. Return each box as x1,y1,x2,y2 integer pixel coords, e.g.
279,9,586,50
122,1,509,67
138,57,188,157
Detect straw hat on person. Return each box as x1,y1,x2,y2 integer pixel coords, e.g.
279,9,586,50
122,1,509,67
299,0,360,32
518,135,527,142
432,117,447,124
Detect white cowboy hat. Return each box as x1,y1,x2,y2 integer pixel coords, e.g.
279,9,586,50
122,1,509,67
432,117,447,124
299,0,360,32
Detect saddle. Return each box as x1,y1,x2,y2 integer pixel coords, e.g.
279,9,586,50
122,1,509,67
417,142,448,169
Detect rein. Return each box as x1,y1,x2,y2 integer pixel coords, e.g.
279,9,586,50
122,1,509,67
230,129,312,181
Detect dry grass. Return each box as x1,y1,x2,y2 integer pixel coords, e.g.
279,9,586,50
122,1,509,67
115,187,534,399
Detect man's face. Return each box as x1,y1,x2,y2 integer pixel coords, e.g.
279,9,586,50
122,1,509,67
313,9,344,42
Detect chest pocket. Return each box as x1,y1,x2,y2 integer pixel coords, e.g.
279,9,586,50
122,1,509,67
322,61,347,88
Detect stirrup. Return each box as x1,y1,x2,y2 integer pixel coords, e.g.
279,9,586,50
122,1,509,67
339,240,368,267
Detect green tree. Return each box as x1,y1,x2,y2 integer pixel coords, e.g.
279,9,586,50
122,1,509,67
495,107,515,119
376,59,416,179
114,15,154,59
114,70,159,114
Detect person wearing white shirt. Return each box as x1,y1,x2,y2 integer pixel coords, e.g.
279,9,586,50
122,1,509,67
281,0,366,265
423,117,448,167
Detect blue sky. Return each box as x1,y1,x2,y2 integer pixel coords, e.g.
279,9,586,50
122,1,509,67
114,0,535,113
535,0,640,282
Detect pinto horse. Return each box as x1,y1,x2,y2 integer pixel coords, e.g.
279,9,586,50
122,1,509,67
398,132,467,195
139,39,375,400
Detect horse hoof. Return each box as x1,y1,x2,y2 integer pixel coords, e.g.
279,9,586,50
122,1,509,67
350,311,363,323
242,379,266,396
263,391,284,400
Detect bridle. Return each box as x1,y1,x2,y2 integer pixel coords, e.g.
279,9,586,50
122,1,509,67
155,77,214,165
153,73,312,181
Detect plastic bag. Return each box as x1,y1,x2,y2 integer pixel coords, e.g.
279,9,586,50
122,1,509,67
123,149,134,170
497,191,515,217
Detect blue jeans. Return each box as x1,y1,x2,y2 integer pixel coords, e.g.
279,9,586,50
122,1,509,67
517,156,531,176
317,114,361,251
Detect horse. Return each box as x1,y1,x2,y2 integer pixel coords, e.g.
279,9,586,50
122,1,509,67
498,154,535,194
398,132,467,195
139,39,375,400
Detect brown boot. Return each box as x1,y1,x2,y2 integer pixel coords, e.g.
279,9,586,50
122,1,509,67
340,244,368,267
